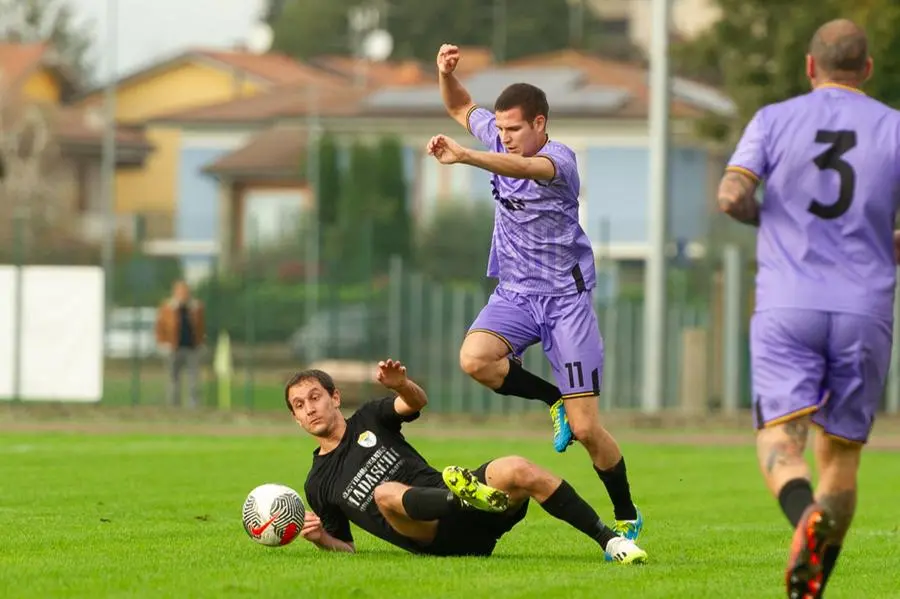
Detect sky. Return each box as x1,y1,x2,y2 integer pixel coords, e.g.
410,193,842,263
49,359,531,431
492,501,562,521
71,0,268,80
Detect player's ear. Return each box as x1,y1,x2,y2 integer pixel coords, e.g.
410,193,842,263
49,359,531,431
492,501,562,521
863,56,874,83
533,115,546,133
805,54,815,83
332,389,342,409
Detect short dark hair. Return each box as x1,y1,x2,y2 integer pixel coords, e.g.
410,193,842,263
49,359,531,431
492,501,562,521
809,20,868,76
283,369,335,412
494,83,550,123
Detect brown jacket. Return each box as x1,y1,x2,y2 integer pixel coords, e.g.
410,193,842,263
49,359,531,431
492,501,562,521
156,298,206,348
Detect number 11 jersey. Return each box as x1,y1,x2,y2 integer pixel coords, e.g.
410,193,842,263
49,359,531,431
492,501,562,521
728,83,900,320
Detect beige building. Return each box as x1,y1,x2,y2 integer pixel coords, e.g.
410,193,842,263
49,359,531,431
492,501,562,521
588,0,721,49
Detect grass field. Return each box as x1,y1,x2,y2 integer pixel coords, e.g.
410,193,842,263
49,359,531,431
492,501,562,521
1,427,898,599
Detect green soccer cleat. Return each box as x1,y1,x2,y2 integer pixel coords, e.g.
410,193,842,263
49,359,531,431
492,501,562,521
612,507,644,541
550,399,575,453
442,466,509,513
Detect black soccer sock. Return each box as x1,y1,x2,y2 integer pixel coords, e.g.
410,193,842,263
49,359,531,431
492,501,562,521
821,545,842,590
540,480,618,550
594,458,638,521
777,478,815,528
401,487,461,521
495,358,560,406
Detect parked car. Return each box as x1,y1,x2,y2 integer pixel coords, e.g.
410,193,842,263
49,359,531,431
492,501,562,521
105,307,159,359
288,304,388,364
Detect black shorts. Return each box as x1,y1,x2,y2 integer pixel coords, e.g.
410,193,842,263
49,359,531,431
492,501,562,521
423,461,529,557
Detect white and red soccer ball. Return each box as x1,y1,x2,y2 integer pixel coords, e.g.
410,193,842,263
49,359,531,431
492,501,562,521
242,483,306,547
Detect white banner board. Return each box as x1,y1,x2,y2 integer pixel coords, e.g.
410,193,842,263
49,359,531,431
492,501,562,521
0,265,104,402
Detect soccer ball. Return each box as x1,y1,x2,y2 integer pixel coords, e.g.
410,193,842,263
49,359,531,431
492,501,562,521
242,483,306,547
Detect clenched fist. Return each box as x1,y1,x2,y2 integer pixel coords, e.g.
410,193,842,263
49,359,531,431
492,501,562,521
437,44,461,75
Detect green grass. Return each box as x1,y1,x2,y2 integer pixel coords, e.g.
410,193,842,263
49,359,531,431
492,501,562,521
1,431,898,598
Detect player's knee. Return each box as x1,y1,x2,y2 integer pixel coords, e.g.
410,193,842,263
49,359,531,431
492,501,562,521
458,350,482,377
459,349,497,381
503,456,541,490
570,418,601,446
373,483,403,512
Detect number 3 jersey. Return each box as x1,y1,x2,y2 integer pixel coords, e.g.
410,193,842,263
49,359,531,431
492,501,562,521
727,84,900,320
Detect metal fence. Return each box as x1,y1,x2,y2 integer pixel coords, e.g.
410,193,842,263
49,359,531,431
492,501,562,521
96,252,731,415
4,210,900,417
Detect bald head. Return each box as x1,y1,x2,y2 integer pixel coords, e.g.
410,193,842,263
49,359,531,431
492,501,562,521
808,19,869,79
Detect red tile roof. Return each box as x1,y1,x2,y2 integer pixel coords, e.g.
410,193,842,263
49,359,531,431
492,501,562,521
74,48,346,102
149,83,365,124
0,42,49,87
195,49,347,86
309,55,430,87
204,125,305,178
53,106,152,149
503,49,702,118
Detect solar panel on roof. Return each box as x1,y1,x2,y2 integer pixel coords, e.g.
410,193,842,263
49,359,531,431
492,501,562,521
668,77,736,116
365,75,631,115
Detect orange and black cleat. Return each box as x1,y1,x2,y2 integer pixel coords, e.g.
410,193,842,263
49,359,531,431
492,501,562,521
786,504,835,599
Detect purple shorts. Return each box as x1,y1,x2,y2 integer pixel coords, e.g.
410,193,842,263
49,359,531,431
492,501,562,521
467,287,604,399
751,308,892,444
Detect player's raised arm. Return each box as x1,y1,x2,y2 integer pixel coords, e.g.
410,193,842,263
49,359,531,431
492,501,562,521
437,44,475,130
376,359,427,416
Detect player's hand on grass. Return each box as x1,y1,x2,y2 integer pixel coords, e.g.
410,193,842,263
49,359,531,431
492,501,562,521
437,44,460,74
427,135,466,165
300,511,325,543
376,359,408,390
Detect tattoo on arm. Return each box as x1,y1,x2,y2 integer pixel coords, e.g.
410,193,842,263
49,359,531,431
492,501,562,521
717,171,760,226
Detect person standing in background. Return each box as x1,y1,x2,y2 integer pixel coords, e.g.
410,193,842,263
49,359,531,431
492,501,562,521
156,280,206,407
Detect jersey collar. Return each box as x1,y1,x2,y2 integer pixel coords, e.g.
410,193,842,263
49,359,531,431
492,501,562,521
816,82,866,95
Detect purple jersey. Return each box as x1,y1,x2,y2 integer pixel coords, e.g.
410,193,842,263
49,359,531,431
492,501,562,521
466,106,595,295
728,84,900,320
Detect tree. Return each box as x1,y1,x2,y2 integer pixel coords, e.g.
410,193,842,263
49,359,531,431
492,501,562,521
415,201,495,285
0,81,67,255
673,0,900,142
269,0,617,63
373,136,411,268
316,133,341,228
327,141,377,284
0,0,95,90
269,0,356,59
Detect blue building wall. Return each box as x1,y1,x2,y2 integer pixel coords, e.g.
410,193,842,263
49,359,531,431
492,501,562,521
177,147,227,243
584,145,710,248
176,147,229,276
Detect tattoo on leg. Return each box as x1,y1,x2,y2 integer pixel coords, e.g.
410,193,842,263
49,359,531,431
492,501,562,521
762,421,809,475
783,420,809,446
765,442,791,474
819,490,857,541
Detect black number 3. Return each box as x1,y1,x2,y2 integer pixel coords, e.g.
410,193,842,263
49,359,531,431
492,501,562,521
808,130,856,219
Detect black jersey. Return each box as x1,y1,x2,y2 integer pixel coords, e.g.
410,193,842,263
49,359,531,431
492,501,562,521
303,397,444,553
